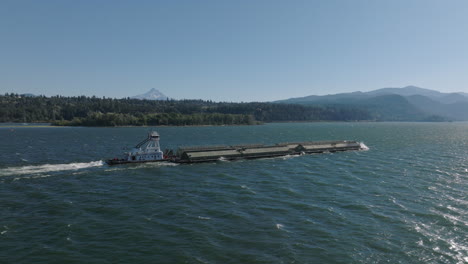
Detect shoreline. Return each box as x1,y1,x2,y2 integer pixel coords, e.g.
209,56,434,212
1,119,457,129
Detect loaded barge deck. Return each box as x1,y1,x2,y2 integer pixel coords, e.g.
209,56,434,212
174,141,364,163
106,131,367,165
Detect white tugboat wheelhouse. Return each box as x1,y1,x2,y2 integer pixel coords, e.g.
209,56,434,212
125,131,164,162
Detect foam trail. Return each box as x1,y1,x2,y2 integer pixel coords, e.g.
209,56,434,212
360,142,370,151
0,161,104,177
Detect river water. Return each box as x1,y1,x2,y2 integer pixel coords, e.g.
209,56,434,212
0,122,467,263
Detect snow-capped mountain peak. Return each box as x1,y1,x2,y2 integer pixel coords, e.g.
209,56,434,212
131,88,168,100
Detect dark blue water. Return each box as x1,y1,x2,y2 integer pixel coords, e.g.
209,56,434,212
1,123,467,263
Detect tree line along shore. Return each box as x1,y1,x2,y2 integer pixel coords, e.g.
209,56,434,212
1,94,372,126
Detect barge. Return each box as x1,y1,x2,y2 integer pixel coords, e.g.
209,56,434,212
106,131,368,165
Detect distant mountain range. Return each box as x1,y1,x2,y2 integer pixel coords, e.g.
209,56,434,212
9,86,467,121
130,88,168,100
277,86,468,121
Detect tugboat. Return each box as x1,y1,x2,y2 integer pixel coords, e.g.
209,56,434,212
106,131,170,165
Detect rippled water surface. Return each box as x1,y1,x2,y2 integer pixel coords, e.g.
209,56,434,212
1,123,467,263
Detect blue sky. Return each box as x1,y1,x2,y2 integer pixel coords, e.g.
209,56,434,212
1,0,468,102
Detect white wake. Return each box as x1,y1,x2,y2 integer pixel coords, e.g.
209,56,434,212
360,142,370,151
0,160,104,177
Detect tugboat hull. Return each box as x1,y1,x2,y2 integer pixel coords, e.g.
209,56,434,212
106,159,171,165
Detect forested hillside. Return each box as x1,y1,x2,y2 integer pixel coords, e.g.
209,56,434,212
277,86,464,121
0,94,371,126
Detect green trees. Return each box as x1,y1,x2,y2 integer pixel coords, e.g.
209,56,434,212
0,93,372,126
51,112,255,126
